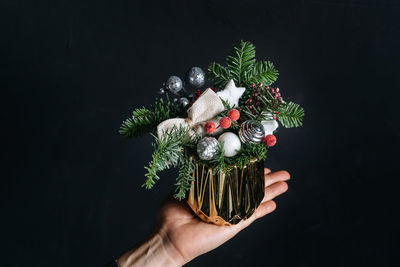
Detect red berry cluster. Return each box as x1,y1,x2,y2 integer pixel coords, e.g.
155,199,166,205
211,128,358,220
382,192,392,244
204,109,240,134
245,83,284,119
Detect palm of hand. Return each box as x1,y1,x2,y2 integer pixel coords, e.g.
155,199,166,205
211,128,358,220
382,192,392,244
155,168,290,264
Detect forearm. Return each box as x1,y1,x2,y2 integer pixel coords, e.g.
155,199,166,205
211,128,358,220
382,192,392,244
117,232,185,267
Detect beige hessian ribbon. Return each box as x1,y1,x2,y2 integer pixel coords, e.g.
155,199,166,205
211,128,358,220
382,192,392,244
157,88,225,139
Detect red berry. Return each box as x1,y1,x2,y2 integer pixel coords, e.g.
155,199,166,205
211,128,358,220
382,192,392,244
263,134,277,147
258,83,263,88
204,121,216,134
251,83,256,88
227,109,240,121
196,90,201,96
212,88,216,92
219,116,231,129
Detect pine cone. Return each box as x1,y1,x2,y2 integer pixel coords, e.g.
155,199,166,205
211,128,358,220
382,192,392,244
197,137,219,160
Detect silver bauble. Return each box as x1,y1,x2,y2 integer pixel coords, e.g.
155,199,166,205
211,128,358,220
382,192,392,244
165,76,183,95
178,97,189,107
185,67,205,88
197,137,219,160
239,120,265,144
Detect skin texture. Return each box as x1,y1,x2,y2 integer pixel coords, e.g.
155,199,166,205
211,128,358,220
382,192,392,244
118,168,290,267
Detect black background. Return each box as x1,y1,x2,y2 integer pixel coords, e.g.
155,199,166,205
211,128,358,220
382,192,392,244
2,0,399,266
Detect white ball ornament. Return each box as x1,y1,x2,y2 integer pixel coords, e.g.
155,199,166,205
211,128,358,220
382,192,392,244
218,132,241,157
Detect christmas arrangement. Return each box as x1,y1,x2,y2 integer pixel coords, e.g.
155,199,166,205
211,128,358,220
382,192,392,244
120,41,304,225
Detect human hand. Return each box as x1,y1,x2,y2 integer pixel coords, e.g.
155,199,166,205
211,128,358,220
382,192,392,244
117,168,290,267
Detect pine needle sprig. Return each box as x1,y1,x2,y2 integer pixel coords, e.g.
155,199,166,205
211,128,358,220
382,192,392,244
206,41,279,92
277,102,305,128
211,142,234,174
206,63,231,89
119,95,185,138
143,126,188,189
248,61,279,86
234,143,268,169
226,41,256,85
174,156,195,200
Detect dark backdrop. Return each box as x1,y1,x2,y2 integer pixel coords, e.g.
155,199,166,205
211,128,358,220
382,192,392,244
2,0,399,266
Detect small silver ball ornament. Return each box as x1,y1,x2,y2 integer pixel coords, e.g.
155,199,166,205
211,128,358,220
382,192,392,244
197,137,219,161
159,88,165,94
239,120,265,144
165,76,183,95
178,97,189,107
185,67,205,88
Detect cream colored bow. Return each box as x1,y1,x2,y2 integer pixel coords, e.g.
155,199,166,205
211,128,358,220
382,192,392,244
157,88,225,138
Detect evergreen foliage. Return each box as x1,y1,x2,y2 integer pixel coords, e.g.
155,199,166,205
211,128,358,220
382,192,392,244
277,102,305,128
143,126,200,199
143,129,186,189
235,143,268,168
206,41,278,92
119,95,185,138
174,156,195,200
211,142,233,174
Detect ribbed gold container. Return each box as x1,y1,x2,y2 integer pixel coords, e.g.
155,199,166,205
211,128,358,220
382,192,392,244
187,160,265,226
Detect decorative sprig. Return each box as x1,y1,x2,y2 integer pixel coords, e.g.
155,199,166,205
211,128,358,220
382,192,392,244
143,126,200,200
143,128,187,189
119,95,185,138
235,143,268,169
277,102,305,128
226,41,256,85
174,156,195,200
211,142,234,174
207,63,230,89
206,41,279,92
248,61,279,87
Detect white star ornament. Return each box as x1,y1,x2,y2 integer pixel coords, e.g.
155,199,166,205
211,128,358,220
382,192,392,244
216,79,245,107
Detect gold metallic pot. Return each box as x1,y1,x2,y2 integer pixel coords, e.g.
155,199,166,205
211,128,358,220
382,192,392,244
187,159,265,226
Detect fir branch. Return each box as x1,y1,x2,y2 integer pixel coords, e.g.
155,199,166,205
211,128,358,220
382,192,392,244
211,142,234,174
248,61,279,86
174,156,195,200
226,41,256,85
234,143,268,169
207,41,278,93
119,108,153,138
277,102,305,128
206,63,231,89
143,127,188,189
119,95,185,138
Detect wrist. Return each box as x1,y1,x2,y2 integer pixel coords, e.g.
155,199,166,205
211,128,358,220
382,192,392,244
117,231,185,267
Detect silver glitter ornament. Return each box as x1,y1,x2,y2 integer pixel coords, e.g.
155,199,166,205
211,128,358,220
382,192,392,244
185,67,205,88
159,88,165,94
178,97,189,107
239,120,265,144
165,76,183,95
197,137,219,160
